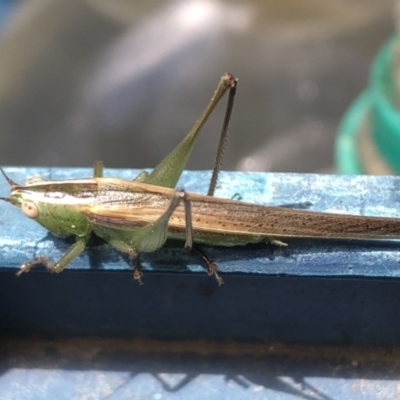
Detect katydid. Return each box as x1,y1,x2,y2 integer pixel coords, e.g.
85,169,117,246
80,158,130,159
2,73,400,285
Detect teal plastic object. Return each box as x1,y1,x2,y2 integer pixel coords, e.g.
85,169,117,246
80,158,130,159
336,34,400,174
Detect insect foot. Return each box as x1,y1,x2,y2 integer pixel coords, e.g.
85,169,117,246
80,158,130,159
16,256,59,276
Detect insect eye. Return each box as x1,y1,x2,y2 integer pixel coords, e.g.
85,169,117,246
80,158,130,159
21,201,39,219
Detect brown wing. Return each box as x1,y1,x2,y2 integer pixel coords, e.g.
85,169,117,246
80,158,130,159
84,179,400,239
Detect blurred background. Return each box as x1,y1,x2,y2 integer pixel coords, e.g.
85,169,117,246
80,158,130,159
0,0,395,173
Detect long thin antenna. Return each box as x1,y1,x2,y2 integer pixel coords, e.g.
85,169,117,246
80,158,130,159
0,167,18,187
207,74,238,197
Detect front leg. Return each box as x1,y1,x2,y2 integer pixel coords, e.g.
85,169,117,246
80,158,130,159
16,235,90,276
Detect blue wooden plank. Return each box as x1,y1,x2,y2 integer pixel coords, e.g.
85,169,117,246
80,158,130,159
1,168,400,346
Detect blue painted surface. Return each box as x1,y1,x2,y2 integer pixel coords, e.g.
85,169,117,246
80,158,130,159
1,354,399,400
1,168,400,399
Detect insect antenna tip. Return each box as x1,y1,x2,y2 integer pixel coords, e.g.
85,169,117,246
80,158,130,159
0,167,18,187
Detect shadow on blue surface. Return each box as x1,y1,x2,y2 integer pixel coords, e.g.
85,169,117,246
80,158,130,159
0,336,399,399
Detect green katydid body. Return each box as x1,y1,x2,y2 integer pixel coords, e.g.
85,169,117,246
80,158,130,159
9,176,400,248
3,73,400,284
1,73,241,283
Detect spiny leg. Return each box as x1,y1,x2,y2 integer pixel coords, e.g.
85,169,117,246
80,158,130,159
180,192,223,284
16,235,90,276
190,246,224,286
151,188,223,285
207,75,237,197
144,74,238,189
